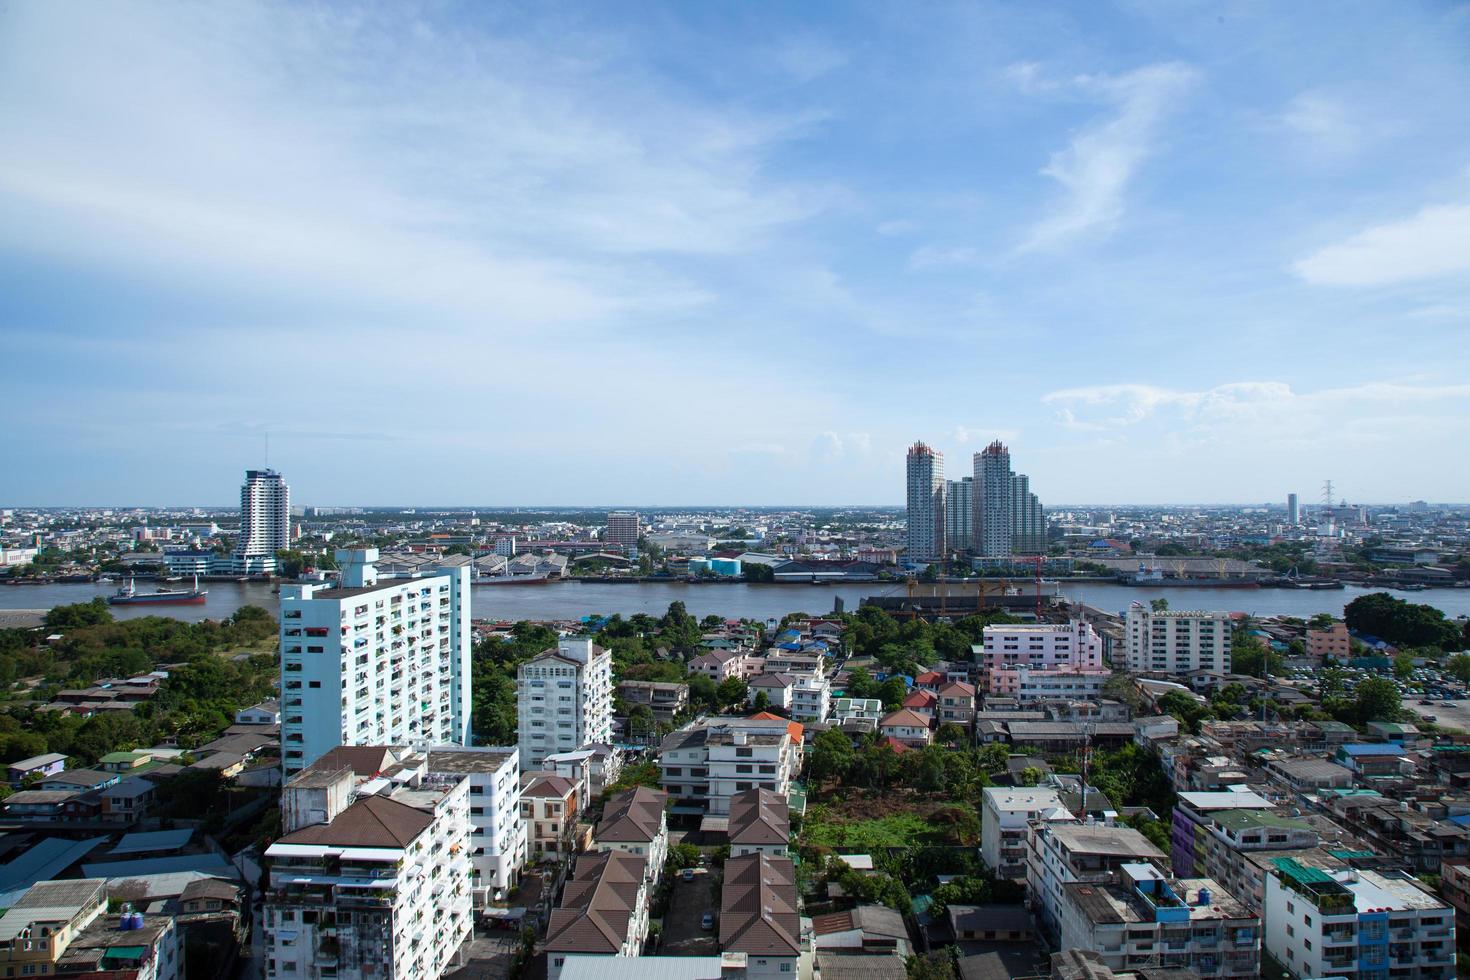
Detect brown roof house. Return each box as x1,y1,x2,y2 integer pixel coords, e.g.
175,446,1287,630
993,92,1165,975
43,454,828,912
522,772,581,860
728,787,790,858
878,709,933,748
720,853,807,977
593,786,668,883
543,850,651,980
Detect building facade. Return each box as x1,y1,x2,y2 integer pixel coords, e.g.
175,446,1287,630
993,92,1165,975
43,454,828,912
973,441,1012,557
605,511,641,554
426,747,527,903
1125,606,1232,675
982,787,1066,879
516,637,614,772
279,549,471,776
1010,472,1045,555
235,468,290,574
906,441,945,562
945,477,973,553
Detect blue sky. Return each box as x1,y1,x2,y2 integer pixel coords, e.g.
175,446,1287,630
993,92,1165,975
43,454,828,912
4,1,1470,506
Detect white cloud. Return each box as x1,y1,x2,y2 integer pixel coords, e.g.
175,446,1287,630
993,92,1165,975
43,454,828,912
1294,203,1470,286
1280,91,1363,158
1017,62,1198,252
908,245,983,271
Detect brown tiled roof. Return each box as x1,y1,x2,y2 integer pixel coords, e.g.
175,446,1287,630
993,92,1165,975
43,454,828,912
303,746,401,777
720,853,800,956
521,774,576,798
728,788,790,846
276,795,431,849
938,681,976,697
880,709,932,729
544,850,648,954
596,786,666,844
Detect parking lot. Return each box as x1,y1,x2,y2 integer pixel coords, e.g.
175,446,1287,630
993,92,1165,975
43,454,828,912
659,868,719,956
1403,698,1470,731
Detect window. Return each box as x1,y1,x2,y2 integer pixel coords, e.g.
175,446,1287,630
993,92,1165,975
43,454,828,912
780,965,792,973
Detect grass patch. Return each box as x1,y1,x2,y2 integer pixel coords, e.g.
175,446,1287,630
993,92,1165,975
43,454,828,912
803,807,940,850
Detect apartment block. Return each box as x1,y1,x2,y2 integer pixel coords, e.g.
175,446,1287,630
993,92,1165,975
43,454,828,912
520,773,579,860
264,749,473,980
426,747,528,903
544,851,651,980
1027,823,1168,937
906,441,945,562
1058,864,1259,978
279,549,471,776
0,878,108,976
1264,858,1455,980
617,680,689,724
517,637,614,772
721,854,807,980
659,717,800,816
594,786,668,882
982,787,1067,879
1125,607,1232,674
728,787,791,858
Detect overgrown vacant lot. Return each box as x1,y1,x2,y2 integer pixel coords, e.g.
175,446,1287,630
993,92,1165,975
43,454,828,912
803,789,978,849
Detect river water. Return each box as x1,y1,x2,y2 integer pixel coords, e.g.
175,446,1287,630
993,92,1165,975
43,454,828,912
5,579,1470,624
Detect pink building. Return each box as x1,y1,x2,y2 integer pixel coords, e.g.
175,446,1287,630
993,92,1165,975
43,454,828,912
980,621,1104,696
1306,622,1351,662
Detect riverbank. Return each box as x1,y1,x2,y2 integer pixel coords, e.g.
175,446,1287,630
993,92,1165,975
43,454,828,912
5,578,1470,624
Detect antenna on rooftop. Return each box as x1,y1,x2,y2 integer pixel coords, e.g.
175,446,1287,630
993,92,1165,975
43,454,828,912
1322,479,1334,509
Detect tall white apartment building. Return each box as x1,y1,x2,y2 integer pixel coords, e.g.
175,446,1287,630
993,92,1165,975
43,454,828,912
1264,858,1455,980
426,747,528,904
906,441,945,562
1011,472,1045,555
945,477,973,553
605,511,641,554
264,749,473,980
1125,606,1233,674
982,786,1067,879
973,441,1012,557
516,637,613,772
279,549,472,776
235,468,290,573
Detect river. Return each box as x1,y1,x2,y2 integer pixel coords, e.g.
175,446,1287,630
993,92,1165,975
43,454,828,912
4,579,1470,624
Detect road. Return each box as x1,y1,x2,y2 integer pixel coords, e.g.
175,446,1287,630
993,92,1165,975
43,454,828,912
659,869,719,956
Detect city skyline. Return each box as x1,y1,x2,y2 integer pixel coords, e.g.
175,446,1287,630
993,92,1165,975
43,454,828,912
5,3,1470,505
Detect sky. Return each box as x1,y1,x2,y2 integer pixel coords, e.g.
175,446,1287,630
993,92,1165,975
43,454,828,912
3,1,1470,507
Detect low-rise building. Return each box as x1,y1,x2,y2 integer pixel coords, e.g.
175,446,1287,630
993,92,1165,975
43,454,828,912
1058,864,1260,978
1027,823,1168,937
658,717,800,817
1263,857,1455,980
544,850,651,980
981,787,1067,879
7,752,68,786
721,853,807,980
617,680,689,724
937,682,976,728
831,698,883,729
1306,621,1351,661
728,787,790,857
56,909,181,980
594,786,668,882
0,878,108,976
521,773,579,860
878,709,932,748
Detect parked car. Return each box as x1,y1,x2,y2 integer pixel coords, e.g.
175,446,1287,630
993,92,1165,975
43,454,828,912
701,912,716,930
682,867,696,882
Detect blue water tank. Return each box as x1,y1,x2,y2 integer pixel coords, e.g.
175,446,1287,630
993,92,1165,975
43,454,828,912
1196,887,1212,907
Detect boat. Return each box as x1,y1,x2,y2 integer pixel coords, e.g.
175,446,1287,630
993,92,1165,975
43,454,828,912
472,575,553,586
108,575,208,606
1120,564,1259,589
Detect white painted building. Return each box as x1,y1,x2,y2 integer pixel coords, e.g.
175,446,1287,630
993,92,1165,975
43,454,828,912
788,669,830,723
659,717,800,817
1125,606,1233,675
264,754,474,980
981,786,1067,879
1263,858,1455,980
1057,863,1260,978
1027,822,1168,937
234,468,289,574
516,637,614,772
426,747,528,903
278,549,472,777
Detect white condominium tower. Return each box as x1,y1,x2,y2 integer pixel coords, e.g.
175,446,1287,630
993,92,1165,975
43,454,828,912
906,441,946,562
235,468,290,569
605,511,641,554
278,548,472,776
1125,604,1233,674
516,637,614,771
945,477,973,553
974,441,1013,557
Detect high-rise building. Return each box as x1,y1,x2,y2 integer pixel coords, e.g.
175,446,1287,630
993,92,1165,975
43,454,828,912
1287,493,1299,525
277,549,472,776
516,637,614,771
973,441,1012,557
605,511,641,554
1010,472,1045,554
235,468,289,573
906,441,945,562
945,477,973,553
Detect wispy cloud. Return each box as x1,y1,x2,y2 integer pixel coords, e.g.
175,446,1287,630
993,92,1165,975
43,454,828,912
1294,201,1470,286
1016,62,1198,252
1279,91,1364,158
908,245,983,271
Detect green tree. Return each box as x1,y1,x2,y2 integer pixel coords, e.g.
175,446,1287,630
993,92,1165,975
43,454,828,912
808,729,855,785
44,599,113,630
1447,654,1470,684
1393,652,1417,679
1354,677,1401,724
878,677,908,711
716,675,748,708
1150,598,1169,612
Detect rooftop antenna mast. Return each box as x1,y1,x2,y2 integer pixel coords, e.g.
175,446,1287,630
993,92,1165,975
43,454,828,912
1322,479,1334,509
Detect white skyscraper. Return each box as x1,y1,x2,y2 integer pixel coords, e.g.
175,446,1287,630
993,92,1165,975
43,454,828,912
516,637,614,771
906,441,946,562
974,441,1012,557
278,548,472,776
234,468,289,574
945,477,973,553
